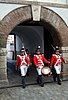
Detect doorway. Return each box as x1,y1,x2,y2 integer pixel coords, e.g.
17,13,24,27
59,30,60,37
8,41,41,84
7,20,61,85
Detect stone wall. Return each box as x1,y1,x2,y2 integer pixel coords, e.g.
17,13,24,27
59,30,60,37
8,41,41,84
61,47,68,75
0,48,8,86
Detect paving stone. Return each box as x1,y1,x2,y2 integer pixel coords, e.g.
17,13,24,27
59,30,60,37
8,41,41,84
0,60,68,100
0,81,68,100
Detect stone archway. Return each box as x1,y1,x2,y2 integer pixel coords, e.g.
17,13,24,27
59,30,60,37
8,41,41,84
0,5,68,85
0,6,32,85
41,7,68,47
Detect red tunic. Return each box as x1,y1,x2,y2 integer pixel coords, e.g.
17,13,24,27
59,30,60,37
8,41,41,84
33,54,48,68
50,54,65,67
16,55,30,67
25,54,32,63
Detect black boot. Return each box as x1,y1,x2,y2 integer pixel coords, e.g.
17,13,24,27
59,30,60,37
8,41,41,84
37,76,40,84
39,75,44,87
26,68,29,76
57,74,61,85
22,76,26,88
53,77,56,82
52,67,57,82
53,74,57,82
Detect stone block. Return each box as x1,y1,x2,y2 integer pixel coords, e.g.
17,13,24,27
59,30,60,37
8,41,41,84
0,73,7,80
0,61,7,68
0,56,6,62
63,53,68,58
63,64,68,72
0,68,7,75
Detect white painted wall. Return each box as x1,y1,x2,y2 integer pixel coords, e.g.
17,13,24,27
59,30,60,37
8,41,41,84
0,3,68,26
66,0,68,4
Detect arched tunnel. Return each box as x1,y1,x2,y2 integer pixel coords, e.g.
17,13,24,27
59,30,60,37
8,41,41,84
7,20,62,85
10,20,62,59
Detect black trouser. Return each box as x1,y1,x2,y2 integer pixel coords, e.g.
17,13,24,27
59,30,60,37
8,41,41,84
57,74,61,84
37,75,44,86
51,67,61,84
51,66,57,81
26,67,30,76
22,76,26,88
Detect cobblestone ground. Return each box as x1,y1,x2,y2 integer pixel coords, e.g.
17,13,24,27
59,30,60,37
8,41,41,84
0,60,67,100
0,81,68,100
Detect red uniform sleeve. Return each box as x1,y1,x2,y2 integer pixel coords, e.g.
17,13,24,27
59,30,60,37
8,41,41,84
33,55,38,66
50,56,55,66
16,56,21,66
27,58,30,65
42,55,48,63
61,57,65,63
25,56,30,65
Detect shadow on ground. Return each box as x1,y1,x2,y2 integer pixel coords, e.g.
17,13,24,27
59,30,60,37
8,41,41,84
7,60,53,86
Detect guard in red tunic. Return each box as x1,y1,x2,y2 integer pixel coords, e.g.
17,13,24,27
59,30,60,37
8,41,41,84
16,49,30,88
50,49,66,85
25,48,32,76
33,48,50,87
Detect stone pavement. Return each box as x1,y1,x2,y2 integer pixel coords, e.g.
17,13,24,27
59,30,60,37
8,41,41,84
0,81,68,100
0,60,68,100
